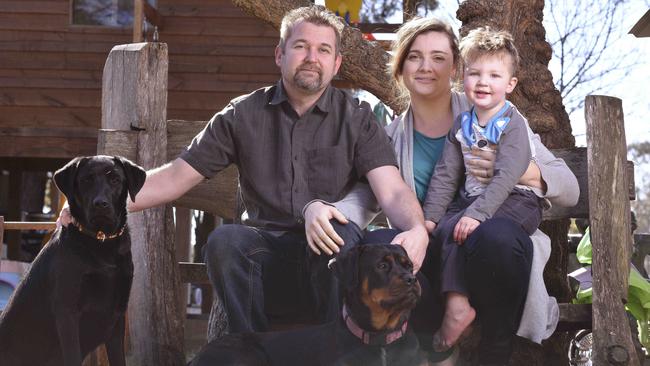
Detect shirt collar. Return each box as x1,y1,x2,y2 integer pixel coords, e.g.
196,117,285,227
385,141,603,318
269,80,288,106
268,80,332,113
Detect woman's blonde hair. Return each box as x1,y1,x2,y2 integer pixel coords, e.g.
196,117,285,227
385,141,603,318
390,17,461,104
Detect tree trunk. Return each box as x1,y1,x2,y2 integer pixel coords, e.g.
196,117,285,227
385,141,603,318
458,0,575,364
232,0,405,113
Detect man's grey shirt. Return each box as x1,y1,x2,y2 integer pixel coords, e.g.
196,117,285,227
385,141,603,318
180,81,397,231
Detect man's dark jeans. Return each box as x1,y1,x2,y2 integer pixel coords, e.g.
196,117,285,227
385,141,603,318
203,220,362,334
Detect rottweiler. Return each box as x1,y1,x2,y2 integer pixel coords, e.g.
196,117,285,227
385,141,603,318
189,243,426,366
0,155,146,366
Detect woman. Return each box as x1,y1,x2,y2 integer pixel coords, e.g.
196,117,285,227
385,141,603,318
304,17,579,365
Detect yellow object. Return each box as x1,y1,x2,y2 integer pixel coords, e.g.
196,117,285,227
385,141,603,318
325,0,362,23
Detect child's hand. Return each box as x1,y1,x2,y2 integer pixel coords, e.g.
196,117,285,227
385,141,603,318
425,220,436,234
454,216,480,244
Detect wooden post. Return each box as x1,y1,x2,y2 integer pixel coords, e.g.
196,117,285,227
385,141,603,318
0,216,4,254
585,95,639,365
175,207,192,314
101,42,184,366
6,169,22,260
133,0,144,42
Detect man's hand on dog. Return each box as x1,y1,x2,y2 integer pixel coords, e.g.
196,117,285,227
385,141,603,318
304,201,348,255
390,224,428,273
55,201,75,229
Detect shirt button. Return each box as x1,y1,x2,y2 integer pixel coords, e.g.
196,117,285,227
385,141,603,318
294,155,298,161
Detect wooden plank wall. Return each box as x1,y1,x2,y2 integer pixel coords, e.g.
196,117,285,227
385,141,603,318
0,0,280,160
160,0,280,123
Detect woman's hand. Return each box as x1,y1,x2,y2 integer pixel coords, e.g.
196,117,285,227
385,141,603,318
465,146,496,184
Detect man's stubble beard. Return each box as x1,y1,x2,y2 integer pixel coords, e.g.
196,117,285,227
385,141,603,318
294,70,324,93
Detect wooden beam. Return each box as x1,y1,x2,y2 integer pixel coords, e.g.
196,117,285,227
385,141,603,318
629,9,650,37
0,136,97,159
96,130,138,159
556,303,593,331
179,262,210,284
0,158,70,172
3,222,56,231
133,0,144,42
544,149,634,220
102,42,184,366
7,169,21,260
0,216,4,253
0,127,97,159
167,120,238,219
355,23,401,34
586,95,639,366
175,207,192,314
143,1,163,30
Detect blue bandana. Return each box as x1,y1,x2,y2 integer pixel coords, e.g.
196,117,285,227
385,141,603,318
461,101,512,147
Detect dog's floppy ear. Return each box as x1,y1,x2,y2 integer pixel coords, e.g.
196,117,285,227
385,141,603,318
331,245,365,291
113,156,147,203
53,157,85,200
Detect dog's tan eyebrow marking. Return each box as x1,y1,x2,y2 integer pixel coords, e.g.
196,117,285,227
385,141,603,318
399,256,410,266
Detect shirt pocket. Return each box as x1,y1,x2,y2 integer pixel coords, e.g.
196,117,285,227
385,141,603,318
306,146,350,199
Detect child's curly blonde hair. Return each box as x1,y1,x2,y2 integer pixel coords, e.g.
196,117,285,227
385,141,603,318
459,27,520,76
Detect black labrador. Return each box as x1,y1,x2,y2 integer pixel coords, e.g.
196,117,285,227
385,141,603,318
0,155,146,366
189,244,425,366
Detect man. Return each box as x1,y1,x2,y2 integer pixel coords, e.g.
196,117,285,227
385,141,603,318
60,6,428,335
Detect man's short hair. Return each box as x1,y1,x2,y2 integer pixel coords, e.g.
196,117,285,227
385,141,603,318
279,6,344,55
460,27,520,76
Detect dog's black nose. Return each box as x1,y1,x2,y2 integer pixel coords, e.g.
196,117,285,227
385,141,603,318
93,198,109,209
403,273,416,286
